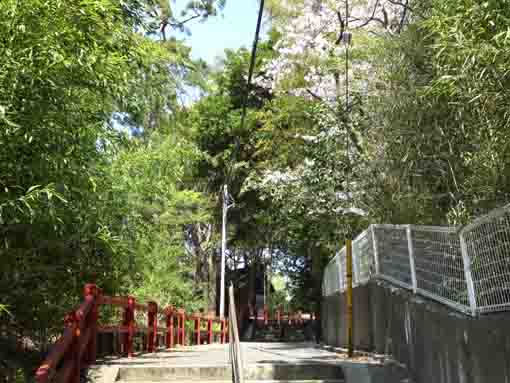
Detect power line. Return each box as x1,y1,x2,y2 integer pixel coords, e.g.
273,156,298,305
227,0,265,183
220,0,266,318
239,0,266,136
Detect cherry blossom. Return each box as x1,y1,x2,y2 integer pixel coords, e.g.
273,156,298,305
257,0,410,103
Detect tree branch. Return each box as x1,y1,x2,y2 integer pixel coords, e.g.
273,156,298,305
335,11,345,45
305,90,363,153
386,0,415,13
160,11,203,41
351,0,380,30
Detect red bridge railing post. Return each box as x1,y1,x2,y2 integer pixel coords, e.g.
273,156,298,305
207,317,213,344
147,301,158,352
177,309,185,346
123,297,135,357
83,284,99,365
193,314,201,345
64,312,80,383
165,307,174,349
220,319,225,344
264,305,269,325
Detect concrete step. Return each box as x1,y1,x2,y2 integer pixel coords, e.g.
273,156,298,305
117,364,345,382
116,380,345,383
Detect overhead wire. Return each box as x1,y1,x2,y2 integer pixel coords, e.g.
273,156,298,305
224,0,265,189
218,2,266,310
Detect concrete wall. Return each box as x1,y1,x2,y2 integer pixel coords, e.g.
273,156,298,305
322,280,510,383
322,285,373,350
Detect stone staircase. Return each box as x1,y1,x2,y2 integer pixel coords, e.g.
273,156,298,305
250,323,310,343
114,364,346,382
282,326,307,342
88,343,412,383
253,324,282,342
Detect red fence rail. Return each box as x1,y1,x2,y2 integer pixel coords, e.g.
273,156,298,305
248,304,317,327
35,284,229,383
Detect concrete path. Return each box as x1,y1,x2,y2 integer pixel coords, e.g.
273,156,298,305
92,342,384,366
87,342,409,383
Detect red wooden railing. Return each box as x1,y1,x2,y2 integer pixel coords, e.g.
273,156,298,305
248,304,317,327
35,284,229,383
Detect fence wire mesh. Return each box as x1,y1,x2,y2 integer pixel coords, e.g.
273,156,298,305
462,205,510,313
322,204,510,316
322,251,341,296
352,229,374,286
373,225,413,289
322,230,373,296
411,226,470,311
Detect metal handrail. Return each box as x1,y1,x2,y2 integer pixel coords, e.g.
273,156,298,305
228,283,244,383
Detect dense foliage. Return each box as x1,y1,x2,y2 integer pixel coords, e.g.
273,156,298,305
0,0,222,380
3,0,510,380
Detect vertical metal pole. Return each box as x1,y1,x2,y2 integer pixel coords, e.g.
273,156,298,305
343,0,353,358
346,239,354,358
220,185,228,319
460,231,478,316
406,225,418,293
263,257,266,308
370,225,380,275
352,241,359,286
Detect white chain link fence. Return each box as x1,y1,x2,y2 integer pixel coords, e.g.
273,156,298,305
322,204,510,316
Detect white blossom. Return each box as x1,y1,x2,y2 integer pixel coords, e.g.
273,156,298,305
255,0,407,104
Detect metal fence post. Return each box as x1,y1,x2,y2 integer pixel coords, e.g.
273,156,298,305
406,225,418,293
352,241,359,286
460,231,478,316
370,225,380,275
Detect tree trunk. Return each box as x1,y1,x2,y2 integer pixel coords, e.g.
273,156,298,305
187,223,214,313
247,252,257,308
206,249,216,314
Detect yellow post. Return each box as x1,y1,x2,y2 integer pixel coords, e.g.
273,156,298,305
346,239,354,358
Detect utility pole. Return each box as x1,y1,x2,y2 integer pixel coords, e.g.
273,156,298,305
220,184,233,319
